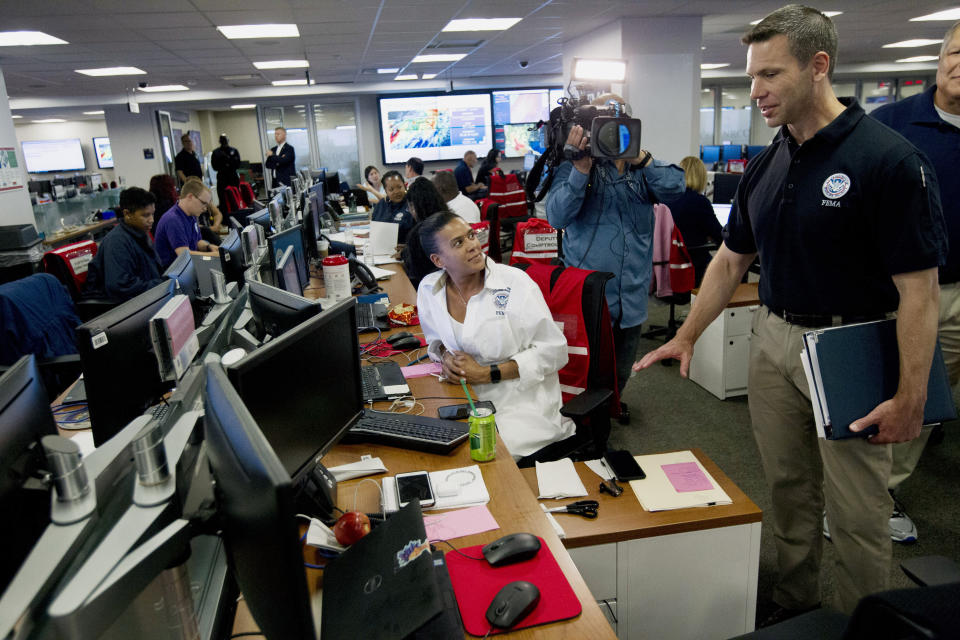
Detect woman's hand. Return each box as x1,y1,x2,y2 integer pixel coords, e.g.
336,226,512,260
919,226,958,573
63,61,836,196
441,350,490,385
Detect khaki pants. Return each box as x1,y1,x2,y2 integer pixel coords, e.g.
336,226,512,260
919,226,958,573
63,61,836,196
748,307,892,614
889,282,960,489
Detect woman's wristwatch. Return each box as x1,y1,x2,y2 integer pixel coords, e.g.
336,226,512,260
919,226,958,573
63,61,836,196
489,364,501,383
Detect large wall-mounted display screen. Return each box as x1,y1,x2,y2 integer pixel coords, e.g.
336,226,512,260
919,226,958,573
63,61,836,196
93,137,113,169
378,93,492,164
21,138,85,173
492,88,561,158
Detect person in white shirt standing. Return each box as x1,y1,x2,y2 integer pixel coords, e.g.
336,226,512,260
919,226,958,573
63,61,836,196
413,211,574,461
433,171,480,224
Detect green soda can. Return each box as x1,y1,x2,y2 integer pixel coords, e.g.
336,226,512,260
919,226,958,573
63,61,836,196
469,407,496,462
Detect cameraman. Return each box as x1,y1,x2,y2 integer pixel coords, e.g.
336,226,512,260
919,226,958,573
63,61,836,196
546,96,684,414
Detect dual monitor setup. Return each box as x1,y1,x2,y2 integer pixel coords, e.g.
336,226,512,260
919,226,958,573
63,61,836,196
1,250,370,637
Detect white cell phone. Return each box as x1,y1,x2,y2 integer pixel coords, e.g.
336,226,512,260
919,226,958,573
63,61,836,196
395,470,436,508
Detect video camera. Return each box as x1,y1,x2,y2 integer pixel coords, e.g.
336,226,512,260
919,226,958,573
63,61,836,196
545,94,642,160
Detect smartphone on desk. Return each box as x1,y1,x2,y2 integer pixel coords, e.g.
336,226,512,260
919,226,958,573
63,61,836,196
437,400,496,420
603,449,646,481
395,471,436,508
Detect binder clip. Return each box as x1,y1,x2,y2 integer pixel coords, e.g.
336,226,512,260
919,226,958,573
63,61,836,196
599,477,623,497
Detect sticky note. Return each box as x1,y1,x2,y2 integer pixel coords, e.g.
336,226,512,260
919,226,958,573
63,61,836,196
662,462,714,493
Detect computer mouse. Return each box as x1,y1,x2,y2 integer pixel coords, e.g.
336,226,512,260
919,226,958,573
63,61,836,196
389,336,422,351
485,581,541,629
386,331,414,345
482,533,541,567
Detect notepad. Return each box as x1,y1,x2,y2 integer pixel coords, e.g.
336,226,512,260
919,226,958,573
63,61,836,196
630,451,731,511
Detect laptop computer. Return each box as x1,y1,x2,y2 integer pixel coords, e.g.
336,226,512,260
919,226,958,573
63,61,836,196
361,361,410,402
321,501,462,639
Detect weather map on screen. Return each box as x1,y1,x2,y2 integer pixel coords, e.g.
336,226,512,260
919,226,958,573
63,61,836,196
500,124,546,158
93,137,113,169
379,93,492,164
492,89,550,125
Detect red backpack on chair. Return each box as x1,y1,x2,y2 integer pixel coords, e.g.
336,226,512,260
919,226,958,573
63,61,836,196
487,173,528,219
509,218,559,266
223,185,243,213
238,181,257,208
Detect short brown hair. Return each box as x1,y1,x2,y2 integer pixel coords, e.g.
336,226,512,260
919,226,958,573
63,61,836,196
432,171,459,201
678,156,707,193
180,133,192,144
742,5,838,80
180,177,209,199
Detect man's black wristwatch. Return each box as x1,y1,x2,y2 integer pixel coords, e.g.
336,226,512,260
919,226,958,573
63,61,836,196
489,364,501,384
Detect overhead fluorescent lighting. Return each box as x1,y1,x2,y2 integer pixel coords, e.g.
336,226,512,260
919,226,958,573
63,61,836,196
75,66,146,76
911,8,960,21
82,110,105,115
421,73,438,80
883,39,943,48
231,104,256,109
335,125,356,130
411,54,467,63
137,84,189,92
443,18,521,31
253,59,309,69
701,63,730,70
223,73,258,81
32,118,66,123
751,10,840,25
0,31,68,46
377,67,400,74
572,58,627,82
217,24,300,39
11,115,23,119
271,79,313,86
395,74,418,81
896,55,940,63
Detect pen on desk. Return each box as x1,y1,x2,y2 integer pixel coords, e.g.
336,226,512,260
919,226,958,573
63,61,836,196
407,354,430,366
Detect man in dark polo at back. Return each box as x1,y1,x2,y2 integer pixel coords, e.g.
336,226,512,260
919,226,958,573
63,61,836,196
636,5,946,620
175,133,202,185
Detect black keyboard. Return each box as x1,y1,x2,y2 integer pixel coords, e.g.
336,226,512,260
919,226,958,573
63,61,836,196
356,303,376,330
344,409,470,454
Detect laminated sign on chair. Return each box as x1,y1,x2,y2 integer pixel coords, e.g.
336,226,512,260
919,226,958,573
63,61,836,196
509,218,558,266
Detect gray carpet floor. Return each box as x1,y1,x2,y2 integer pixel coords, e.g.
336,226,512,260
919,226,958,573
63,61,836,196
610,296,960,625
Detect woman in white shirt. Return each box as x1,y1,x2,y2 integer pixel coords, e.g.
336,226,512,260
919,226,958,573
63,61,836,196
413,211,574,460
356,165,386,204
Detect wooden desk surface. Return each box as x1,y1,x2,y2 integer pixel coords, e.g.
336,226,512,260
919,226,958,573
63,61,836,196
519,449,762,549
42,218,117,246
692,281,759,308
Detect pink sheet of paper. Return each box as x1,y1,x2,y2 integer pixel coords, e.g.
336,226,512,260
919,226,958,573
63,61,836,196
424,505,500,542
402,361,443,379
662,462,714,493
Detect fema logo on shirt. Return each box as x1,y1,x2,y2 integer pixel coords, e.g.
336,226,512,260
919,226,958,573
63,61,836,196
822,173,852,199
393,212,404,222
493,288,511,316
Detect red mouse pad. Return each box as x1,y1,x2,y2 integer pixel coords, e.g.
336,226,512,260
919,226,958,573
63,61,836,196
445,536,582,636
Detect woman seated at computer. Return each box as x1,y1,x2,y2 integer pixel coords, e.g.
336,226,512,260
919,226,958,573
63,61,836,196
412,211,574,463
85,187,165,301
371,170,416,243
475,148,504,187
669,156,723,286
356,165,385,205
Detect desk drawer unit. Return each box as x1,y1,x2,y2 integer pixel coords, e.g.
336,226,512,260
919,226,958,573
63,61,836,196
689,302,758,400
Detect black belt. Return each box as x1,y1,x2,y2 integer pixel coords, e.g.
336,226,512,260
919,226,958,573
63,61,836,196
769,307,891,328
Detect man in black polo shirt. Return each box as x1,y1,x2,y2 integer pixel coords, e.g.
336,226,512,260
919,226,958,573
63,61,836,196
175,133,202,185
636,5,946,620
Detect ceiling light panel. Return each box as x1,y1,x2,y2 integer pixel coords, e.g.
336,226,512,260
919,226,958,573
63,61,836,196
75,67,146,76
137,84,189,92
0,31,68,46
253,60,309,69
442,18,521,31
217,24,300,39
411,54,467,63
910,8,960,21
701,63,730,70
895,55,939,63
883,39,943,48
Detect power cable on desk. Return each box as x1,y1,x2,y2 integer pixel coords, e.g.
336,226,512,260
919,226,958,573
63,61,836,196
430,538,484,562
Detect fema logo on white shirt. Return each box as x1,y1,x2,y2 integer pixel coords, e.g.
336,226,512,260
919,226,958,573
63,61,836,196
493,288,510,316
822,173,851,199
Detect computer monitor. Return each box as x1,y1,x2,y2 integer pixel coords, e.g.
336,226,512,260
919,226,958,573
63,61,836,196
199,287,250,363
225,298,361,494
713,172,742,205
276,246,302,296
746,145,766,161
304,194,322,260
267,224,308,293
218,229,245,287
721,144,743,161
523,153,536,171
202,363,316,640
324,171,341,198
268,197,284,232
75,281,176,446
0,355,58,593
308,181,324,203
163,250,198,301
247,280,319,340
247,208,272,235
701,145,722,168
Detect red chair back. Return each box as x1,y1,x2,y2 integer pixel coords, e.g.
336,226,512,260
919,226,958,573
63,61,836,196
224,185,243,213
487,173,527,218
41,240,98,299
239,181,256,207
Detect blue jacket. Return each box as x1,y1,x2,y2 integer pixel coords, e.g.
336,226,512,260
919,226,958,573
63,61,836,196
546,159,685,327
86,221,164,301
871,85,960,283
0,274,80,365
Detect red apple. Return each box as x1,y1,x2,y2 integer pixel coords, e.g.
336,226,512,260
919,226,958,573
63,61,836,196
333,511,371,546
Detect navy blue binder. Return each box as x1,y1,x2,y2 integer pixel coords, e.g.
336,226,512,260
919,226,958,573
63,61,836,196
803,319,956,439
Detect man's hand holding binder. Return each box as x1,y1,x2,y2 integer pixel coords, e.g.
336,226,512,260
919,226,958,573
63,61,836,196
848,268,941,445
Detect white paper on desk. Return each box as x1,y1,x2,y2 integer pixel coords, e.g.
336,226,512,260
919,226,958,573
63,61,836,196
629,451,731,511
370,221,399,256
585,458,615,480
374,255,401,265
328,457,387,482
367,264,394,280
535,458,588,499
305,518,346,553
381,465,490,513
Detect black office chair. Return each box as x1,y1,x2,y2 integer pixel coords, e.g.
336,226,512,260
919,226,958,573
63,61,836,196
732,556,960,639
515,263,619,466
